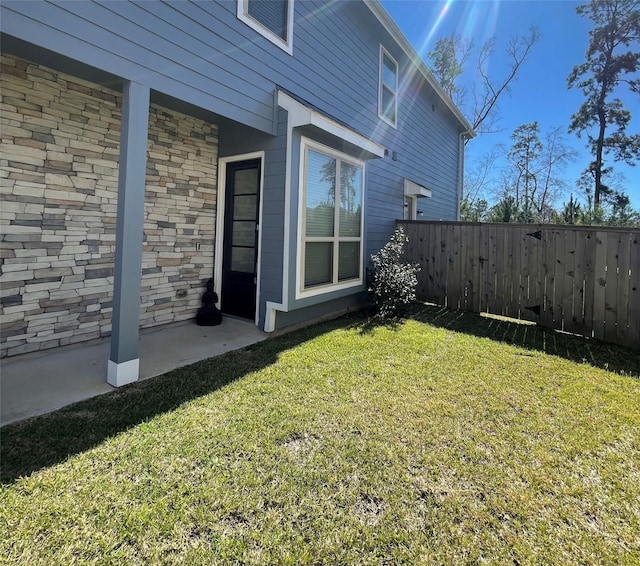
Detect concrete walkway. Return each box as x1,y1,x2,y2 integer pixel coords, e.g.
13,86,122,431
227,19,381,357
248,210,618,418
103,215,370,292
1,317,266,426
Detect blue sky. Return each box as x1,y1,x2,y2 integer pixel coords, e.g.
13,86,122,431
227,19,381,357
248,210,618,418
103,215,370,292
380,0,640,209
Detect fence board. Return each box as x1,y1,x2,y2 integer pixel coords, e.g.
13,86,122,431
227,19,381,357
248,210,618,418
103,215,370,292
519,227,536,322
493,225,506,316
552,228,566,330
486,225,498,313
506,226,519,319
434,223,447,306
470,224,481,312
582,229,597,339
515,227,525,319
593,231,608,341
448,224,462,309
410,222,425,300
627,234,640,348
423,223,435,302
562,229,576,332
604,233,620,344
615,232,631,346
529,227,544,324
540,228,556,329
567,230,586,334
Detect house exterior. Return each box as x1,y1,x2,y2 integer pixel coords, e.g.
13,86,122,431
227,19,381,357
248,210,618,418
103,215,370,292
0,0,473,385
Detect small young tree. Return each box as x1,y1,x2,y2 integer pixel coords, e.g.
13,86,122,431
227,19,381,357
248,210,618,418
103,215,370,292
557,194,583,224
507,122,543,219
368,227,420,320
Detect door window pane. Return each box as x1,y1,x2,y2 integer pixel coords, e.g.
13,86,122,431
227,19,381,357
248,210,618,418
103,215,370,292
305,149,335,237
338,242,360,281
231,247,254,272
234,168,258,195
339,162,362,237
304,242,332,287
234,195,257,220
232,221,256,247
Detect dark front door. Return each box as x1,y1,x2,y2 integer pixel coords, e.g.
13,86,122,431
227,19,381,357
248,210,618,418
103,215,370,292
221,159,261,319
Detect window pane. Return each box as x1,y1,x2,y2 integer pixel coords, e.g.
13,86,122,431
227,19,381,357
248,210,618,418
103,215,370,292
306,149,335,237
232,221,256,247
338,242,360,281
382,54,396,90
339,162,362,237
234,168,258,195
234,195,257,220
247,0,287,40
305,242,333,287
382,87,396,122
231,246,254,272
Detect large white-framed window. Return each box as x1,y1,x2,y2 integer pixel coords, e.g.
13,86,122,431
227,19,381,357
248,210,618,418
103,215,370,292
237,0,294,55
378,45,398,127
297,138,365,298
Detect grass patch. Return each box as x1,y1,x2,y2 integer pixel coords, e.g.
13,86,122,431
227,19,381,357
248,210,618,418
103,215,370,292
2,305,639,564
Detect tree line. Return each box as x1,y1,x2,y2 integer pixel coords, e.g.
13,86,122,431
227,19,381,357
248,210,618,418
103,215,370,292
428,0,640,227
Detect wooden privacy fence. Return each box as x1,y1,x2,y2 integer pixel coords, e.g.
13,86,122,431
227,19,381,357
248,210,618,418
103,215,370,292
398,221,640,349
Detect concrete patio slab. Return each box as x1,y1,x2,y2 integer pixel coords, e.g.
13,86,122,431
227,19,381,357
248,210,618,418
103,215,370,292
1,317,266,426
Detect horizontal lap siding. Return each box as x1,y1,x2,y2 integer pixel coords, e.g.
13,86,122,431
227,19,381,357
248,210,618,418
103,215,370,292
2,0,273,132
2,1,387,136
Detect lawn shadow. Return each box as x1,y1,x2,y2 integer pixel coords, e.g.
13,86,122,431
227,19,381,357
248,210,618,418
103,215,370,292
357,309,403,334
0,318,342,484
403,302,640,378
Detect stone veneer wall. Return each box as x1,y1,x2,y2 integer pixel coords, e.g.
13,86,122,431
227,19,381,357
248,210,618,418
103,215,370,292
140,108,217,327
0,55,218,358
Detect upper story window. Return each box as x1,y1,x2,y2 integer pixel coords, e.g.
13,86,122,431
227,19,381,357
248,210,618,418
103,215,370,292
237,0,294,55
298,138,365,298
378,46,398,127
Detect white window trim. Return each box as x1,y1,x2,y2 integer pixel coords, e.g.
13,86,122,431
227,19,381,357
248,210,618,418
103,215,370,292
237,0,294,55
378,45,398,128
296,137,365,300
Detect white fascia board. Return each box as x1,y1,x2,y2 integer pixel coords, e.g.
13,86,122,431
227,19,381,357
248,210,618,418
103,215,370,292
364,0,475,138
277,91,385,158
404,178,432,198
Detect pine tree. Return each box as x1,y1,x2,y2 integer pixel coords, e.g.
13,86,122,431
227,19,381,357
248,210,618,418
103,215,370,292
568,0,640,207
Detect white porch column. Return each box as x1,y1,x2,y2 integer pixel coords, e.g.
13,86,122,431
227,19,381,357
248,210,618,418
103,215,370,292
108,81,150,387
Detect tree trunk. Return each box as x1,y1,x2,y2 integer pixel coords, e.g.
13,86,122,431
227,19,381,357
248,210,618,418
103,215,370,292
594,103,606,208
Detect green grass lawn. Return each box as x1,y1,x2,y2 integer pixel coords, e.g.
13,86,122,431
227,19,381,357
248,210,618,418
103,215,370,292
1,304,639,565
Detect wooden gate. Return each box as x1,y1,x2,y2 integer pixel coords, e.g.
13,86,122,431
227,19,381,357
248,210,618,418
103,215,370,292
398,221,640,349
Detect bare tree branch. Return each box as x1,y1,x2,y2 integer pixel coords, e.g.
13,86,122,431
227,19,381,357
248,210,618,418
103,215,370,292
470,27,541,140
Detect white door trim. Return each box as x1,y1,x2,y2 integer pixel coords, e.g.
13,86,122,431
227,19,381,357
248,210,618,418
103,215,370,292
215,151,265,326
